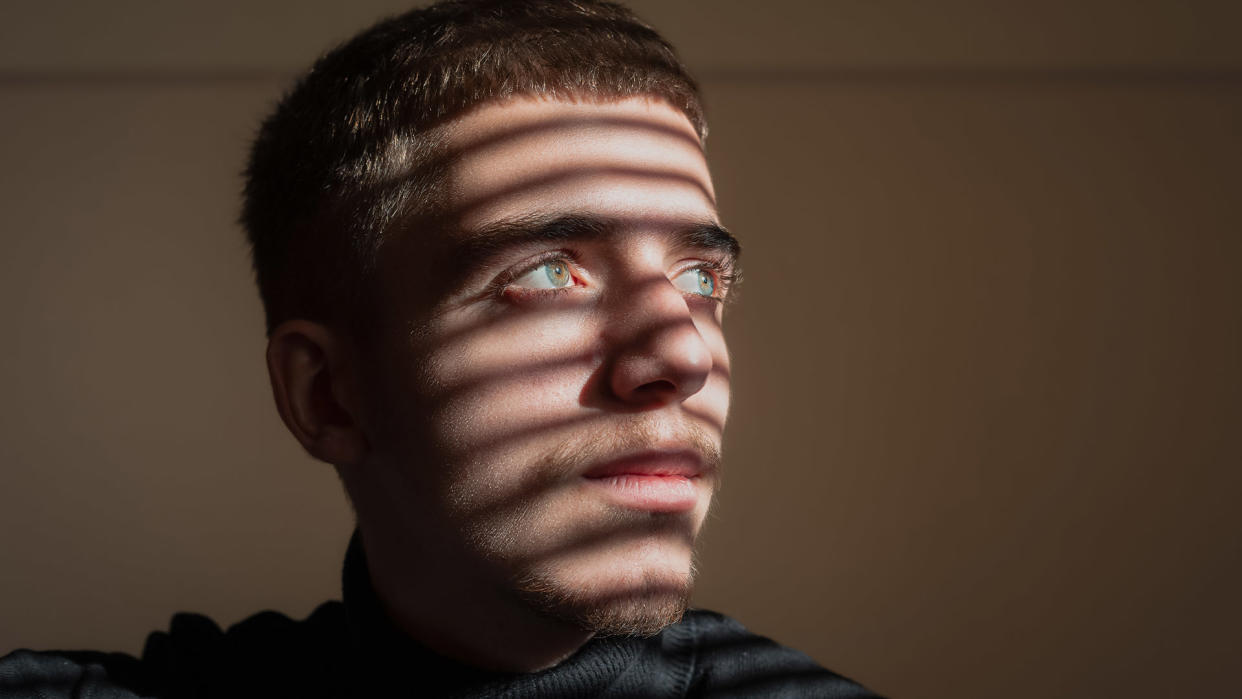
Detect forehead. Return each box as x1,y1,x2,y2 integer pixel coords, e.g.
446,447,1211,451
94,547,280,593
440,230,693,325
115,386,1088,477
440,96,717,232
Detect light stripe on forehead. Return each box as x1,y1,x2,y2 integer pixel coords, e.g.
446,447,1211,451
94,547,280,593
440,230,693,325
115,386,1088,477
456,213,740,266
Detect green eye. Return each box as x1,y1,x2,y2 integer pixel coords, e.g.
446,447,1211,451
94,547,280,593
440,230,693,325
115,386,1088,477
544,260,571,287
673,267,716,297
511,258,576,290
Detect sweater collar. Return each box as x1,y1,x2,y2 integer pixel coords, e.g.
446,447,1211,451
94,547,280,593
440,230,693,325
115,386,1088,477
339,530,652,696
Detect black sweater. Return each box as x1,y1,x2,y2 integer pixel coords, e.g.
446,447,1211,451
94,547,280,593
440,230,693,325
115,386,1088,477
0,538,879,698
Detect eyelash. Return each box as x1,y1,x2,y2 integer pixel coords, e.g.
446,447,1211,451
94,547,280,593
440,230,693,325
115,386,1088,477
489,252,738,303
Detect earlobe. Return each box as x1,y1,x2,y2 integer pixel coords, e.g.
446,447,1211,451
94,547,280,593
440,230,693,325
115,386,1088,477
266,320,370,467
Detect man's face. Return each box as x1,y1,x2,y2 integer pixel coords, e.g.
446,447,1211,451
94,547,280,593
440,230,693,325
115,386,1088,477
355,96,733,634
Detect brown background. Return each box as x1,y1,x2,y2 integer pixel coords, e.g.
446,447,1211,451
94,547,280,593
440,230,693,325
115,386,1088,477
2,2,1239,697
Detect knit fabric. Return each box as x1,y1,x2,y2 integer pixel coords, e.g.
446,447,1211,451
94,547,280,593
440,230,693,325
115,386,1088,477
0,537,879,698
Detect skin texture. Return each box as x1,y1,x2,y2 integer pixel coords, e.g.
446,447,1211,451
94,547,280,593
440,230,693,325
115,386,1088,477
267,96,733,671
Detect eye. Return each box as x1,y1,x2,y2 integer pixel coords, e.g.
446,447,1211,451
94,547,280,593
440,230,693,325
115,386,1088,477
510,258,576,290
672,267,716,297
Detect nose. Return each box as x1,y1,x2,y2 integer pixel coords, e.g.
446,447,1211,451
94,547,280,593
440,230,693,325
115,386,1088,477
604,275,714,407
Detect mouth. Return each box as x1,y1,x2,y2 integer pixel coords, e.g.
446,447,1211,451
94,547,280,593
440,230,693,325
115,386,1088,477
581,449,708,513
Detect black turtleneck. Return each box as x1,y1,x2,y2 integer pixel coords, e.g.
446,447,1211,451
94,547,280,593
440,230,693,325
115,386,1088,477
0,535,880,698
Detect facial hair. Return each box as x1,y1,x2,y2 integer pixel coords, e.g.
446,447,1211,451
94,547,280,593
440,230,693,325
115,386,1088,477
459,417,721,636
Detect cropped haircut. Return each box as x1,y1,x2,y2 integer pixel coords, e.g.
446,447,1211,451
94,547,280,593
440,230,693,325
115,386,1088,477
242,0,706,336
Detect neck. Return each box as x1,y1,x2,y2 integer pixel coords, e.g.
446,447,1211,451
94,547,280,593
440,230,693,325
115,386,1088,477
354,523,594,673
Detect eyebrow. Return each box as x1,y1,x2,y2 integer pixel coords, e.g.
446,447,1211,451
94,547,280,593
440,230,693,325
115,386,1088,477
455,213,741,268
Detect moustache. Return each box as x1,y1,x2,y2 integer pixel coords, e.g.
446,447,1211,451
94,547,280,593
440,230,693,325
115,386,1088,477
541,417,721,482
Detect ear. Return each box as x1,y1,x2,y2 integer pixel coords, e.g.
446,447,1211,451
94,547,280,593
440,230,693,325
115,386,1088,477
266,320,369,467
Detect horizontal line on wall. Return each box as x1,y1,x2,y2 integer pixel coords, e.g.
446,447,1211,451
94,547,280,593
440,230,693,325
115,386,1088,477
700,66,1242,85
0,69,295,86
1,66,1240,87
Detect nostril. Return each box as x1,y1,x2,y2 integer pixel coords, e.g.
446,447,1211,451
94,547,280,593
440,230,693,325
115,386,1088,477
635,379,678,400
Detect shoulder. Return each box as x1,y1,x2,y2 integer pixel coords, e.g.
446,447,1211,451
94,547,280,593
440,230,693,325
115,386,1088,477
141,602,347,697
0,648,147,698
0,601,347,699
671,609,882,698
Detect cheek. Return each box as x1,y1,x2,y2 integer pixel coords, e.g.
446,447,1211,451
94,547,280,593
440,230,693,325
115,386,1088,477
422,311,598,459
440,362,591,454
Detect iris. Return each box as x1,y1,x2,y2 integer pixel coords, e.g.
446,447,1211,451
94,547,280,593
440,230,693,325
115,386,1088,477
545,261,571,287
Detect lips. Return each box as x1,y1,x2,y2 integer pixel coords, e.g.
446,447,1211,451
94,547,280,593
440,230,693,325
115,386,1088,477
581,448,705,479
581,449,707,512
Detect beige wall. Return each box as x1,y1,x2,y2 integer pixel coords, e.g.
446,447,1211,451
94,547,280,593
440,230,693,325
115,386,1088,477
2,3,1239,698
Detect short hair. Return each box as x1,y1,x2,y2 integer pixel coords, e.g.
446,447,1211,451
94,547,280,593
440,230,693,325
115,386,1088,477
242,0,706,336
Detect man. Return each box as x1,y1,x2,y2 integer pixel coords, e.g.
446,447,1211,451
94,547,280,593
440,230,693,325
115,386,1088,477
1,1,878,696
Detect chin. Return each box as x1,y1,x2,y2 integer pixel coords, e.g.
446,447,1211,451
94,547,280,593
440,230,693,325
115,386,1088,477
512,539,698,636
